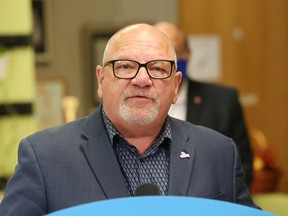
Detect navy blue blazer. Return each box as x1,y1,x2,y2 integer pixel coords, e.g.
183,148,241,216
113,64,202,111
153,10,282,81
186,79,253,186
0,107,256,215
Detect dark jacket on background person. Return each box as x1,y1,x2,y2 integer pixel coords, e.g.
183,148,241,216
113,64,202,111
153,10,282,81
186,79,253,186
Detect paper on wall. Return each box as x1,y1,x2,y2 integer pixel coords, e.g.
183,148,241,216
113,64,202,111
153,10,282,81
187,35,221,82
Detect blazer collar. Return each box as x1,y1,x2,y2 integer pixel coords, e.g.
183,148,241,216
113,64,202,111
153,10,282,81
186,79,205,123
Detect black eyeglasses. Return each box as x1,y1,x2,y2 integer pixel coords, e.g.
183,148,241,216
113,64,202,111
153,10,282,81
104,59,175,79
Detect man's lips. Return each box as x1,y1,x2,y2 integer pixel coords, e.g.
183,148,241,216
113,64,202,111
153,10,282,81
126,95,153,102
130,95,149,99
128,96,150,100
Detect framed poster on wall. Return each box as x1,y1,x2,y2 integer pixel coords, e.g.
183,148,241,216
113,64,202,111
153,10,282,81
81,24,118,112
36,77,67,129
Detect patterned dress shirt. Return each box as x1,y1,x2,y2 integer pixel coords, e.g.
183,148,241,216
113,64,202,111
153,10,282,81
102,109,172,195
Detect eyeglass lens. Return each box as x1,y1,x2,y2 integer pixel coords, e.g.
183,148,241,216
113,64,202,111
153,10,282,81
113,60,173,79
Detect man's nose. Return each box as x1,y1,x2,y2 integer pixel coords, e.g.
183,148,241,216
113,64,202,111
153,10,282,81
131,66,152,87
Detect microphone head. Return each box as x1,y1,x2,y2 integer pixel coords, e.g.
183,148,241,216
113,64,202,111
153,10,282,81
134,183,160,196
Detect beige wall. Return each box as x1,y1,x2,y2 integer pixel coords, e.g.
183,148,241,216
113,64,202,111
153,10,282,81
179,0,288,193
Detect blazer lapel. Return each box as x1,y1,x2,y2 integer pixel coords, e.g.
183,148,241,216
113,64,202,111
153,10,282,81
186,79,205,124
168,118,196,195
80,108,130,199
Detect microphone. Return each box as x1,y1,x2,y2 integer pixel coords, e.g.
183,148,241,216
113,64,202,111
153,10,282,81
134,183,160,196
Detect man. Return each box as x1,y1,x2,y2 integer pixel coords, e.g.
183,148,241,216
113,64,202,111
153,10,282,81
0,23,257,215
155,22,253,187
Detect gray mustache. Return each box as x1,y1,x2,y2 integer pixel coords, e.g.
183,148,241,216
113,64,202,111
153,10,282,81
123,89,157,100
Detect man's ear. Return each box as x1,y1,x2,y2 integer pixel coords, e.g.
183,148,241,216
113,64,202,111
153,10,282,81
96,65,104,99
172,71,182,104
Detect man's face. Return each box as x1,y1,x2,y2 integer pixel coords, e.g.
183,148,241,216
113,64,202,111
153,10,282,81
96,24,182,127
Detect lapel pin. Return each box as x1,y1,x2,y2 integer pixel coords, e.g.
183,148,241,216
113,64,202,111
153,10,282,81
180,151,190,159
193,96,202,105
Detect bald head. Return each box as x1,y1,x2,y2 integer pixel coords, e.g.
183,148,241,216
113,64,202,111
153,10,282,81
103,23,177,64
154,22,189,58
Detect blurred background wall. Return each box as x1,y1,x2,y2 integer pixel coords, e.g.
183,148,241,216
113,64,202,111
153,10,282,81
179,0,288,193
0,0,287,195
0,0,38,180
